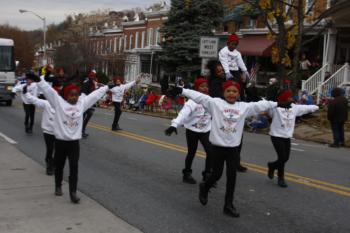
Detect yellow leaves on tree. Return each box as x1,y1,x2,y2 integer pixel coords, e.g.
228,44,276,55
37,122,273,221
286,30,296,49
259,0,271,10
184,0,192,10
271,46,279,64
282,53,292,67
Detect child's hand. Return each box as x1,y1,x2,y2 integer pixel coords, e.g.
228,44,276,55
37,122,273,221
165,126,177,136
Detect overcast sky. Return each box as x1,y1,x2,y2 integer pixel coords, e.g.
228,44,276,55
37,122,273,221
0,0,161,31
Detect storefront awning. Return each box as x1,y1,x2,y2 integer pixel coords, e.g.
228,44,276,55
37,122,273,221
237,36,275,57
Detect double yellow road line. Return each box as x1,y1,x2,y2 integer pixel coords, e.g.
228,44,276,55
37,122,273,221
90,122,350,197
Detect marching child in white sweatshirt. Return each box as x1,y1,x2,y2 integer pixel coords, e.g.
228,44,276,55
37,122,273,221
32,74,109,204
110,77,140,131
23,86,56,176
12,74,38,133
267,90,319,188
170,80,279,218
165,77,212,184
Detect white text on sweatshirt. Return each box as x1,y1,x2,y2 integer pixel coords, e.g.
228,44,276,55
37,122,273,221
24,93,55,135
171,99,211,133
37,79,109,141
182,89,277,147
110,81,136,103
268,104,319,138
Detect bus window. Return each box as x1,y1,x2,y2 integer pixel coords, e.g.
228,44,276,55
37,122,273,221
0,46,15,71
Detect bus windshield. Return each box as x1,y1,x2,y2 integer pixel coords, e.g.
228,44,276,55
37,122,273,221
0,46,15,71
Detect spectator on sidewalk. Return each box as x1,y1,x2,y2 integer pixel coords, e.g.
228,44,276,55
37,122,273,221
327,87,348,147
265,78,279,101
208,60,225,99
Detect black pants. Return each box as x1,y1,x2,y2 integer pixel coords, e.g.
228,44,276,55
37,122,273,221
54,139,80,193
203,145,240,205
270,136,291,178
23,103,35,129
43,133,55,168
184,129,212,175
331,122,345,145
82,108,95,133
112,102,122,128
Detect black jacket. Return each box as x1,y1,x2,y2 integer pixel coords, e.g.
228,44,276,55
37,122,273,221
81,78,96,95
209,76,224,99
328,96,348,123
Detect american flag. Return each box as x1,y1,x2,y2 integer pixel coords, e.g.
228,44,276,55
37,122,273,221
249,62,260,83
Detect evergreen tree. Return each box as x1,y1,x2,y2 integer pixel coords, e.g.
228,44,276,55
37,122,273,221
160,0,223,76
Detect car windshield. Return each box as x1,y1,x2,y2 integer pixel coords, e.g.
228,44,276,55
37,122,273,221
0,46,15,71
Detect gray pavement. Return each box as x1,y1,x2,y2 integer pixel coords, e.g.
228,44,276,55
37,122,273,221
1,100,350,233
0,136,143,233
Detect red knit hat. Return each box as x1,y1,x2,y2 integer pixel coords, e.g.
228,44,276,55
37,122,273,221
277,90,293,102
227,34,239,43
193,77,208,90
63,84,80,100
223,80,241,92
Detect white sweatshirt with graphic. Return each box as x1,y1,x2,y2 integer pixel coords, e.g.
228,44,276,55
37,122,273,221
110,81,136,103
171,99,211,133
268,104,319,138
24,93,55,135
12,82,38,104
219,46,248,74
37,79,109,141
182,89,277,147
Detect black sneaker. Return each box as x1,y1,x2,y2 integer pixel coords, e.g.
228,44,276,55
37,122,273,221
237,165,248,173
199,182,208,205
329,144,339,148
70,192,80,204
278,178,288,188
82,132,89,138
55,187,63,196
46,167,53,176
223,204,240,218
267,162,274,179
183,175,197,184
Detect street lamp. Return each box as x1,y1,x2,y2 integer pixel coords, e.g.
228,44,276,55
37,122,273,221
19,9,47,65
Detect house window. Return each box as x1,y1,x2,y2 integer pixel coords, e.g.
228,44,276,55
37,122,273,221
124,35,127,50
135,32,139,48
155,28,161,45
118,37,122,52
141,31,145,48
130,35,133,49
249,19,257,29
305,0,315,15
148,28,153,46
114,38,117,53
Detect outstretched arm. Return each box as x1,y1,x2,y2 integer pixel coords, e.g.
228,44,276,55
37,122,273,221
24,93,47,109
37,77,62,109
247,100,277,117
171,102,192,128
82,86,109,112
295,105,319,117
181,89,215,114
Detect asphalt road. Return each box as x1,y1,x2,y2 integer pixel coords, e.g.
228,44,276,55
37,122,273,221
0,100,350,233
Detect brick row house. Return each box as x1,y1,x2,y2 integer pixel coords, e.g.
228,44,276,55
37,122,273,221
220,0,350,89
88,7,168,83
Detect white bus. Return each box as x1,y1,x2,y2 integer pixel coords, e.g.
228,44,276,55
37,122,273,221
0,38,16,106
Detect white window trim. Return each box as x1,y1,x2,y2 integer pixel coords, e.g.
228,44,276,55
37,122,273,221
135,32,139,49
141,31,145,48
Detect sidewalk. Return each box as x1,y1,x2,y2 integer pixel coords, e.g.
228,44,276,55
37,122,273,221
0,137,143,233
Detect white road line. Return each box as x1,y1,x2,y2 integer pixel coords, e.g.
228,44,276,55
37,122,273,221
292,143,299,146
103,113,114,116
291,147,305,152
0,132,17,144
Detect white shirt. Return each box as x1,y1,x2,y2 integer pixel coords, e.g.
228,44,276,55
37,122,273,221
37,79,109,141
110,81,136,103
268,104,319,138
24,93,55,135
12,82,38,104
182,89,277,147
171,99,211,133
219,46,248,74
